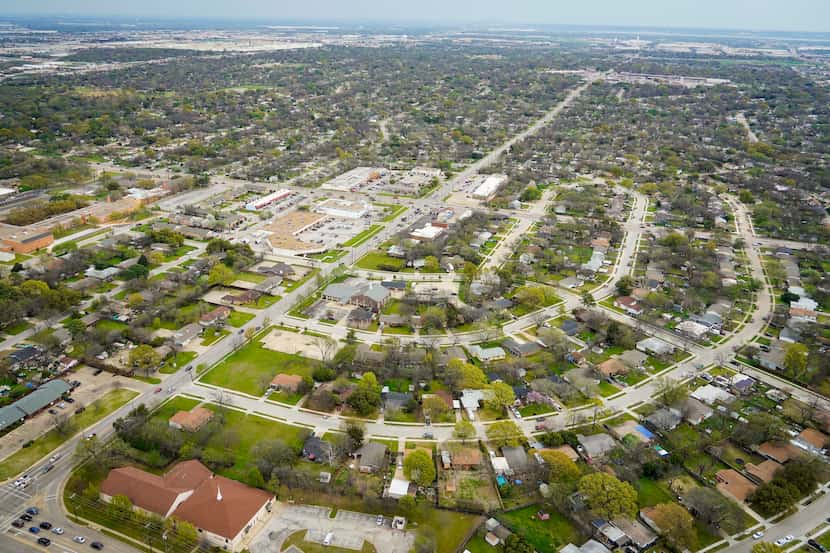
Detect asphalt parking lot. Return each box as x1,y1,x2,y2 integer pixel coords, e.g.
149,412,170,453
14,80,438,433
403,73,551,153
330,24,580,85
249,504,413,553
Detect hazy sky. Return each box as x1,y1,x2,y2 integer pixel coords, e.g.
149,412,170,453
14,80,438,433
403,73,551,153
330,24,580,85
3,0,830,33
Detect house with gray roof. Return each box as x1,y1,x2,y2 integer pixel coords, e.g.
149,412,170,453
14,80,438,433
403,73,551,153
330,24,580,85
0,379,73,432
322,280,390,312
354,441,388,473
502,446,530,473
577,433,617,461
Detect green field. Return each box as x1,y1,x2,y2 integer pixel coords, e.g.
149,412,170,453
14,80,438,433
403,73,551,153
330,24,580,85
200,332,316,396
636,477,674,507
243,294,280,309
343,225,384,247
355,251,405,271
226,310,255,327
201,328,229,346
234,271,267,284
497,505,581,553
0,388,139,480
5,320,32,335
159,351,197,374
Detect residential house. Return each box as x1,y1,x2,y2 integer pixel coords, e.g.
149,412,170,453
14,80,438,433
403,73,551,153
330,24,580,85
353,442,387,473
715,469,757,503
501,337,542,358
745,460,782,484
596,358,628,378
270,374,304,393
199,306,231,327
645,408,682,432
502,446,530,474
303,436,334,464
560,540,612,553
577,433,617,462
347,308,374,329
322,281,390,312
452,448,482,470
173,323,202,347
636,338,674,356
615,296,643,316
758,441,803,464
468,344,506,363
691,384,735,405
681,397,713,425
169,407,214,432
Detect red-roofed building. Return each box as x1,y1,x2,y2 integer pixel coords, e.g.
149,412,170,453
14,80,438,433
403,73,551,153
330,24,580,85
614,296,643,316
100,460,272,551
169,407,214,432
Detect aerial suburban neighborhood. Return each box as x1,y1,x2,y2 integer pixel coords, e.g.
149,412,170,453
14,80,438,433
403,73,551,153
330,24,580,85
0,4,829,553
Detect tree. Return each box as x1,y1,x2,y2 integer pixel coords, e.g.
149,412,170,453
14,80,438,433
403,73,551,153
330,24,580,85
501,534,534,553
581,291,596,308
538,450,580,484
648,503,697,551
127,292,144,309
207,264,235,286
422,396,450,422
446,358,487,389
732,412,786,448
423,256,440,273
245,466,266,488
485,421,523,448
783,343,809,380
752,543,784,553
347,387,380,416
487,382,516,413
685,487,744,533
129,344,161,376
577,473,638,519
515,286,545,309
344,421,365,453
421,306,448,330
108,494,134,521
615,275,635,297
404,449,436,486
779,458,819,496
654,377,689,407
453,420,476,441
251,439,296,477
749,480,799,517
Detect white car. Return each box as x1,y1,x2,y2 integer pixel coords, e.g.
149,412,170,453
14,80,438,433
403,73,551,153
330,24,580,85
52,527,64,535
73,536,86,544
775,536,794,546
752,531,764,540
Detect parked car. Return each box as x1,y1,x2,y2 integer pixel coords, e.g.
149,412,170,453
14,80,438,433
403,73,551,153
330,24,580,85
808,539,827,552
752,531,764,540
20,513,33,521
11,520,24,528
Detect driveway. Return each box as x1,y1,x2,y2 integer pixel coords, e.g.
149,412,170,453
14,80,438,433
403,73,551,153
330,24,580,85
249,504,413,553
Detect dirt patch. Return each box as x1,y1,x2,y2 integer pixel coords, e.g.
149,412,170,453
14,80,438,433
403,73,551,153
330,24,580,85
260,329,339,361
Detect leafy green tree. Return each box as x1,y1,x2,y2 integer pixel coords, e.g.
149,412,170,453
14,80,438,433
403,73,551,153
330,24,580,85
453,420,476,441
423,256,440,273
486,382,516,412
783,343,809,380
648,502,697,551
538,450,580,483
581,291,596,308
129,344,161,376
245,466,266,488
404,449,436,486
578,473,638,519
485,421,523,448
446,358,487,389
615,275,635,297
501,534,534,553
208,263,235,286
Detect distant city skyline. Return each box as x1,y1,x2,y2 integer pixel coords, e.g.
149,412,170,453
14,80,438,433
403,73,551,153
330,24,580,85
2,0,830,34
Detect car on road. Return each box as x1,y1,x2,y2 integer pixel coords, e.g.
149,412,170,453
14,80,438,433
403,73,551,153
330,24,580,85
65,397,75,403
42,464,54,474
21,513,33,521
84,432,96,440
154,387,162,393
11,520,24,528
73,536,86,544
48,408,58,415
323,533,333,546
91,541,105,550
376,515,383,526
808,539,827,552
37,537,51,546
29,526,40,534
52,527,64,535
25,507,38,516
752,531,764,539
39,521,52,530
48,454,61,463
775,536,794,546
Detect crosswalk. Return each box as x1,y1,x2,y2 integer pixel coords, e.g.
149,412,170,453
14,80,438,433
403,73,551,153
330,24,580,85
0,483,31,528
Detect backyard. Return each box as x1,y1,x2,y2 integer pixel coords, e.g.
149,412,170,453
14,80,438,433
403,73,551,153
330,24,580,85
497,505,582,553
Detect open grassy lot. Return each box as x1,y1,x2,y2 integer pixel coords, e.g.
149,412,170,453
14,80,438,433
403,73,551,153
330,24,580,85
243,293,280,309
636,477,674,507
497,505,581,553
418,509,481,553
234,271,267,284
355,251,405,271
200,332,317,396
159,351,197,374
0,388,138,480
201,328,229,345
4,320,32,335
282,530,377,553
226,310,255,327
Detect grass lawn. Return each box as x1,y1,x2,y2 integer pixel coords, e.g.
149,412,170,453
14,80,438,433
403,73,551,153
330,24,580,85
159,351,197,374
95,319,129,333
200,333,317,396
243,294,280,309
282,530,377,553
308,249,347,263
636,477,674,507
519,403,555,417
5,320,32,335
696,520,722,548
414,509,481,553
151,395,202,422
234,271,267,284
598,381,620,397
201,328,229,346
226,310,255,328
0,388,138,480
355,251,405,271
463,535,492,553
498,505,581,553
342,224,383,247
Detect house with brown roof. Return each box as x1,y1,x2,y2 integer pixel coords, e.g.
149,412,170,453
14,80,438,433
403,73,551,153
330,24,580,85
200,306,232,326
795,428,828,453
101,460,272,551
614,296,643,316
596,358,628,378
758,441,802,464
169,406,214,432
452,447,482,470
269,373,304,393
221,290,261,305
715,469,757,503
745,459,782,484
